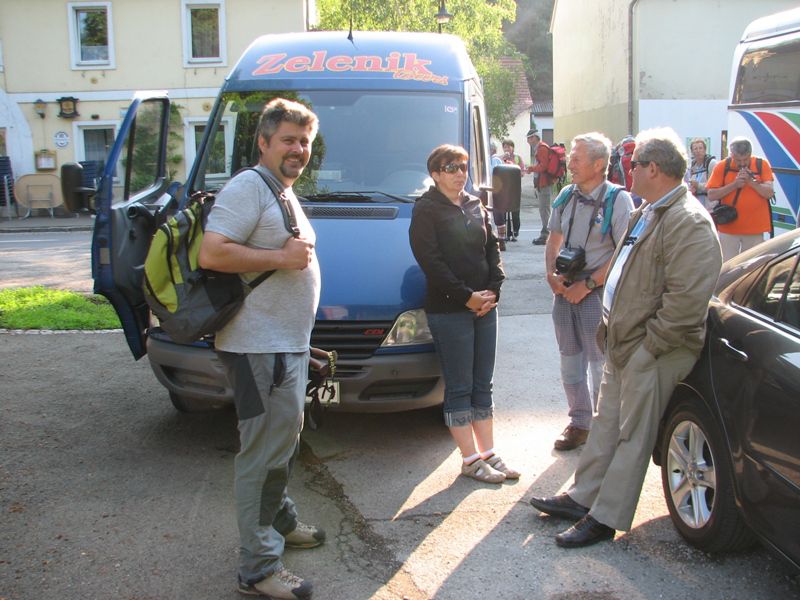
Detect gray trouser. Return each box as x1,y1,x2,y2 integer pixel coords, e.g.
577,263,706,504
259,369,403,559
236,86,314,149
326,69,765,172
537,184,552,238
218,350,309,586
568,344,696,531
552,291,604,429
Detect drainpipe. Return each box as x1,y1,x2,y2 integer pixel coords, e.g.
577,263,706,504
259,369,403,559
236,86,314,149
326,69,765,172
628,0,641,135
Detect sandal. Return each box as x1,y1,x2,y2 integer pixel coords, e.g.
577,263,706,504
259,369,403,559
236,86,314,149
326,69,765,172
485,454,521,479
461,458,506,483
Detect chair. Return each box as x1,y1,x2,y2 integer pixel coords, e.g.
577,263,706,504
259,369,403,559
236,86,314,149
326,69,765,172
0,156,15,220
13,173,65,219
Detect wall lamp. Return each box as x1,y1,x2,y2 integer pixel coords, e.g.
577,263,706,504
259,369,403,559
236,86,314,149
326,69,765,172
33,99,47,119
436,0,453,33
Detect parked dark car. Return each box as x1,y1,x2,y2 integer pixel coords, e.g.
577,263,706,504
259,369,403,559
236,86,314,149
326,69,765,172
653,228,800,571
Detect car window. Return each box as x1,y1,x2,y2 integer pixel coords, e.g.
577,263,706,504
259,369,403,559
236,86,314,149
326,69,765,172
742,254,799,323
782,259,800,329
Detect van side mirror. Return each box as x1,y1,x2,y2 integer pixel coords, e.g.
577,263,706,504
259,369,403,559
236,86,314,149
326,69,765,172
491,164,521,214
60,162,96,213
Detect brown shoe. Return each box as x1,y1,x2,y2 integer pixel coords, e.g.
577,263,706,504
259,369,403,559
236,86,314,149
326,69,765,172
554,426,589,451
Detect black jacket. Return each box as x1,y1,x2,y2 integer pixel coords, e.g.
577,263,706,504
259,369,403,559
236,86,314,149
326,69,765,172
409,186,504,313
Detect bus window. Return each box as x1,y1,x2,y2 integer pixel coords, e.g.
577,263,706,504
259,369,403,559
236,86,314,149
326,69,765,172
733,38,800,104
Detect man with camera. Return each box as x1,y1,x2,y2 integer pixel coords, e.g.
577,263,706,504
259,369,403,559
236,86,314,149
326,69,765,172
706,136,774,262
531,127,722,548
544,132,634,451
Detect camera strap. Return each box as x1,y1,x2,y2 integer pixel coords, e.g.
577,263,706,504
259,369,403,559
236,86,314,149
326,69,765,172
564,188,603,250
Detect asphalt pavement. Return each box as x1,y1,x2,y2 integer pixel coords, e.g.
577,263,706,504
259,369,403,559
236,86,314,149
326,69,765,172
2,186,799,599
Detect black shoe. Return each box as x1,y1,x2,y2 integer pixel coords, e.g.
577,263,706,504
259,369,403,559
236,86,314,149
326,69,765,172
529,493,589,521
555,515,615,548
532,236,547,246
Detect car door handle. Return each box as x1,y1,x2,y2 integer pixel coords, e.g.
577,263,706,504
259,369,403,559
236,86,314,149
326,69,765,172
719,338,749,362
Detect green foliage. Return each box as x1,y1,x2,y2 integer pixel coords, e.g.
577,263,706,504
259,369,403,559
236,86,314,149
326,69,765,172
505,0,554,100
0,287,120,330
316,0,523,135
478,59,516,139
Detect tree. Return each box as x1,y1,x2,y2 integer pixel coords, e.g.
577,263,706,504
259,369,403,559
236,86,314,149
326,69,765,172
316,0,521,137
504,0,554,101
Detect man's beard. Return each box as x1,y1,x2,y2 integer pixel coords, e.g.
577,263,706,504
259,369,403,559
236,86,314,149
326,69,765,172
280,153,307,180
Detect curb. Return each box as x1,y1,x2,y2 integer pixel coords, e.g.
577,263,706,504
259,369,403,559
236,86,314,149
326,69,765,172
0,226,94,233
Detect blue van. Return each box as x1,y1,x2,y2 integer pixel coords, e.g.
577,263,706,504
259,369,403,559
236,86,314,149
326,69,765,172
62,31,503,413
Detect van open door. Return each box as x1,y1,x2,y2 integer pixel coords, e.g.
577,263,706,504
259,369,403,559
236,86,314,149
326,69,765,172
83,93,171,359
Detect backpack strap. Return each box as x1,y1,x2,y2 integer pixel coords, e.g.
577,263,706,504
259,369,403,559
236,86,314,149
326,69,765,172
600,183,624,244
236,167,302,288
551,184,576,210
241,167,301,238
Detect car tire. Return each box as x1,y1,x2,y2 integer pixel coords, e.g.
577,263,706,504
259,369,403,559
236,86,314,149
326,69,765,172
659,399,755,553
169,392,227,413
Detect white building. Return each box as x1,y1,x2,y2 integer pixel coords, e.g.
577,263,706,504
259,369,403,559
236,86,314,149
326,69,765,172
550,0,797,156
0,0,315,180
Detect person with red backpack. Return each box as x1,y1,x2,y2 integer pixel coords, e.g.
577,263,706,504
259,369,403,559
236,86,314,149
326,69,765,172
527,130,555,245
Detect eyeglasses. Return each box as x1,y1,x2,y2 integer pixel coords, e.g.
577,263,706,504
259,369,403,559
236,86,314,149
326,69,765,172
440,162,468,174
630,160,651,169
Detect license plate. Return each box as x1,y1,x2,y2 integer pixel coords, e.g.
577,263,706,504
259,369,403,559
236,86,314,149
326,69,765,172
305,381,340,406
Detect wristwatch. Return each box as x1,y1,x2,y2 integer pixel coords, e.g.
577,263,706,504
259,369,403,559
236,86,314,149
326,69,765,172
585,277,598,290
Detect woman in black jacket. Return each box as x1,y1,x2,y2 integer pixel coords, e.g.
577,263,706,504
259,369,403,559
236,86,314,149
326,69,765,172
409,144,519,483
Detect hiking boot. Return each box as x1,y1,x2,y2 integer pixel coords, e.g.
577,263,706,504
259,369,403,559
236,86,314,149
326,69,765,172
485,454,521,479
461,458,506,483
238,568,313,599
554,426,589,451
284,521,326,549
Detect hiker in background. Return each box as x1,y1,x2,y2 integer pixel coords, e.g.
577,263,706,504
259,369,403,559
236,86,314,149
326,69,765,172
490,142,509,251
544,132,634,451
502,139,524,242
199,98,323,600
706,136,774,261
685,138,717,212
527,129,553,246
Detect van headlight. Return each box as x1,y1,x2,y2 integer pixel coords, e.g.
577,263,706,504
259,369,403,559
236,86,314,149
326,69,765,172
380,309,432,346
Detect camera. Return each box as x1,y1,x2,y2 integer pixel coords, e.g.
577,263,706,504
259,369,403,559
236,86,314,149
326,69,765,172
555,246,586,282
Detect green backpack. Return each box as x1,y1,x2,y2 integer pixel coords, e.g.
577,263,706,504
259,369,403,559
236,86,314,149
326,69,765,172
142,168,298,344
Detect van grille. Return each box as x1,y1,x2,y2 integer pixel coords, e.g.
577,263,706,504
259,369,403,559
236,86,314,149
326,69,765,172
302,206,398,219
311,320,393,360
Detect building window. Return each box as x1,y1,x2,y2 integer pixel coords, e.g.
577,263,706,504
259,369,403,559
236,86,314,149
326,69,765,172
67,2,115,69
182,1,226,66
185,116,233,179
75,122,118,180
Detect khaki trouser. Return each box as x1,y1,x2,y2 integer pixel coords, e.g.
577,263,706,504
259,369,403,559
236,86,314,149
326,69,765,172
568,344,696,531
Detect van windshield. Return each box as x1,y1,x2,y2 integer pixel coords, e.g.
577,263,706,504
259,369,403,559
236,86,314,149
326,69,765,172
193,90,462,198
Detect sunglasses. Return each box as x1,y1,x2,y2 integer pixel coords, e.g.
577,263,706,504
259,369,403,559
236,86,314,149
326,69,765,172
630,160,651,169
440,162,468,174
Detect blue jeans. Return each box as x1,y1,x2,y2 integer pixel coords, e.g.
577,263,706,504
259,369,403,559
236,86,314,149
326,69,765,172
427,308,497,427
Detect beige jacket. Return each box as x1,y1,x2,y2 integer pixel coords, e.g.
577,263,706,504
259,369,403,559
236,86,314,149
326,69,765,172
599,185,722,369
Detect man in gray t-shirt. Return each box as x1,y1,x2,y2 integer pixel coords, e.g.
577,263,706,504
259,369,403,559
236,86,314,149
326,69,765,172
544,132,634,452
199,98,321,600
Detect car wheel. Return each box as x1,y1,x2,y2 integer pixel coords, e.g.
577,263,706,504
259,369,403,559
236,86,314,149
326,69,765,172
660,400,754,553
168,392,227,413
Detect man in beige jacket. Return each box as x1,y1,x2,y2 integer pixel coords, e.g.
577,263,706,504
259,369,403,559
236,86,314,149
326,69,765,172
530,127,722,548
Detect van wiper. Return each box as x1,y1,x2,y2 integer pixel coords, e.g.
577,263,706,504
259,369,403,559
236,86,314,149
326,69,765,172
302,191,414,203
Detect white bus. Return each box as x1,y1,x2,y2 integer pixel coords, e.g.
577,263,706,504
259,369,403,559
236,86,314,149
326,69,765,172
728,7,800,232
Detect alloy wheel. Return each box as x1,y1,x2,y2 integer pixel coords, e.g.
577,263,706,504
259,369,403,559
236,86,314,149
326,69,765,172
666,419,718,529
